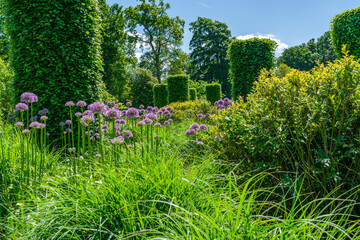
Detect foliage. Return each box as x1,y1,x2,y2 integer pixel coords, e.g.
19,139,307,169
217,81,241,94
228,38,277,100
331,6,360,59
125,0,185,82
167,74,189,103
189,79,208,99
153,83,168,108
128,68,157,107
214,53,360,197
0,57,12,118
275,63,292,78
206,83,221,105
189,88,197,101
189,17,232,97
3,0,102,138
0,4,9,60
164,99,216,120
166,49,189,76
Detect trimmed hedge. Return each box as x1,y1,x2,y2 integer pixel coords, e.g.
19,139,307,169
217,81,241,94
206,84,221,105
153,84,168,108
189,88,197,101
167,74,189,103
331,7,360,58
3,0,102,137
228,38,277,100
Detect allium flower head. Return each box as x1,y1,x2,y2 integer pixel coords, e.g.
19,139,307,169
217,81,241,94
88,102,109,114
95,133,100,138
66,128,72,133
200,124,208,131
80,115,94,124
166,107,173,112
146,113,157,120
107,101,116,106
147,106,153,112
139,105,144,109
154,135,159,139
112,136,125,145
197,141,204,146
153,107,159,113
77,101,87,107
15,122,24,127
190,123,200,131
40,116,48,121
15,103,28,112
206,113,211,117
125,108,139,118
59,122,66,127
83,110,94,116
160,108,166,112
38,108,49,115
20,92,38,103
137,121,145,126
117,119,126,125
65,120,71,125
95,154,101,158
105,108,121,119
126,102,132,107
29,122,39,128
102,124,108,130
37,123,46,129
65,101,75,107
185,129,195,136
197,113,205,119
22,129,30,134
164,121,170,126
154,122,162,127
122,129,133,138
144,118,153,125
164,111,171,118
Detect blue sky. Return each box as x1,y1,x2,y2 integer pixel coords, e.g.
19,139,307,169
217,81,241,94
107,0,359,55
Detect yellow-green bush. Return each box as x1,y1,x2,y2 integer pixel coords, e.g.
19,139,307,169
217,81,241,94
164,99,216,121
215,53,360,196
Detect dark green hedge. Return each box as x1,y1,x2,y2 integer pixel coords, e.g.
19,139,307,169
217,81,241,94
167,74,189,103
206,83,221,105
228,38,276,100
3,0,102,138
331,7,360,58
189,88,197,101
153,84,168,108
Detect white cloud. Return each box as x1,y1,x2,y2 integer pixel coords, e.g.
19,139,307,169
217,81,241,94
236,34,289,55
196,2,213,9
135,52,143,60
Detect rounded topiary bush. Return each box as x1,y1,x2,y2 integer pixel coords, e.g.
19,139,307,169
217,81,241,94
153,84,168,108
228,38,277,100
331,6,360,58
167,74,189,103
189,88,197,101
206,83,221,105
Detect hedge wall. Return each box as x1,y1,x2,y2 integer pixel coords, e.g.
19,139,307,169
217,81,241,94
228,38,276,100
153,84,168,108
189,88,197,101
167,74,189,103
331,6,360,58
3,0,102,138
205,84,221,105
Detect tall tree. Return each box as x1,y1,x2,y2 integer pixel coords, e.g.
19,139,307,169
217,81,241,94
189,17,232,96
125,0,185,82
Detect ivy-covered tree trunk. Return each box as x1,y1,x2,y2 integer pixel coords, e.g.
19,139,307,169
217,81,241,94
3,0,102,140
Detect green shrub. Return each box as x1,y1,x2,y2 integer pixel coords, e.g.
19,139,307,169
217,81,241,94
205,83,221,105
167,74,189,103
164,100,216,121
331,7,360,58
153,84,168,108
3,0,102,137
189,88,197,101
0,57,13,118
128,68,157,107
228,38,277,100
214,54,360,197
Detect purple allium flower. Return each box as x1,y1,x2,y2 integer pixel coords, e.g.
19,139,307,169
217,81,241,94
125,108,139,118
197,113,205,119
102,129,108,133
66,128,72,133
147,106,153,112
38,108,49,115
140,109,145,114
29,122,39,128
90,136,94,140
59,122,66,127
107,101,116,106
0,131,3,135
166,107,173,112
206,113,211,117
15,103,28,112
105,108,121,119
218,100,224,105
153,107,159,113
83,110,94,116
144,118,153,125
63,131,67,135
22,129,30,134
95,133,100,139
77,101,87,108
75,112,82,117
146,113,158,120
164,111,171,118
31,116,38,122
137,121,145,126
197,141,204,146
160,108,166,112
95,154,101,158
65,101,75,107
65,120,71,125
122,129,133,138
139,105,144,109
185,129,195,136
40,116,48,121
20,92,38,103
116,130,121,135
126,102,132,107
80,115,95,124
118,119,126,125
102,125,108,130
199,124,208,131
84,123,88,127
46,133,50,136
154,135,159,140
114,124,120,130
85,131,88,135
112,136,125,145
154,122,162,127
169,119,173,122
15,122,24,128
190,123,200,131
88,102,109,114
164,121,170,126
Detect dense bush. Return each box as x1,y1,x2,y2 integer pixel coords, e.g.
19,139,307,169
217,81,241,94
153,84,168,108
228,38,276,100
3,0,102,137
214,54,360,197
331,6,360,58
167,74,189,103
189,88,197,101
0,57,13,118
164,99,216,121
128,68,157,107
206,83,221,105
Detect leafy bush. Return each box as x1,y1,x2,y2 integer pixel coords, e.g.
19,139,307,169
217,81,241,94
189,88,197,101
206,83,221,105
214,53,360,196
0,57,13,118
164,99,216,121
167,74,189,103
331,6,360,58
189,79,209,99
153,84,168,108
228,38,277,100
128,68,157,107
3,0,102,137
